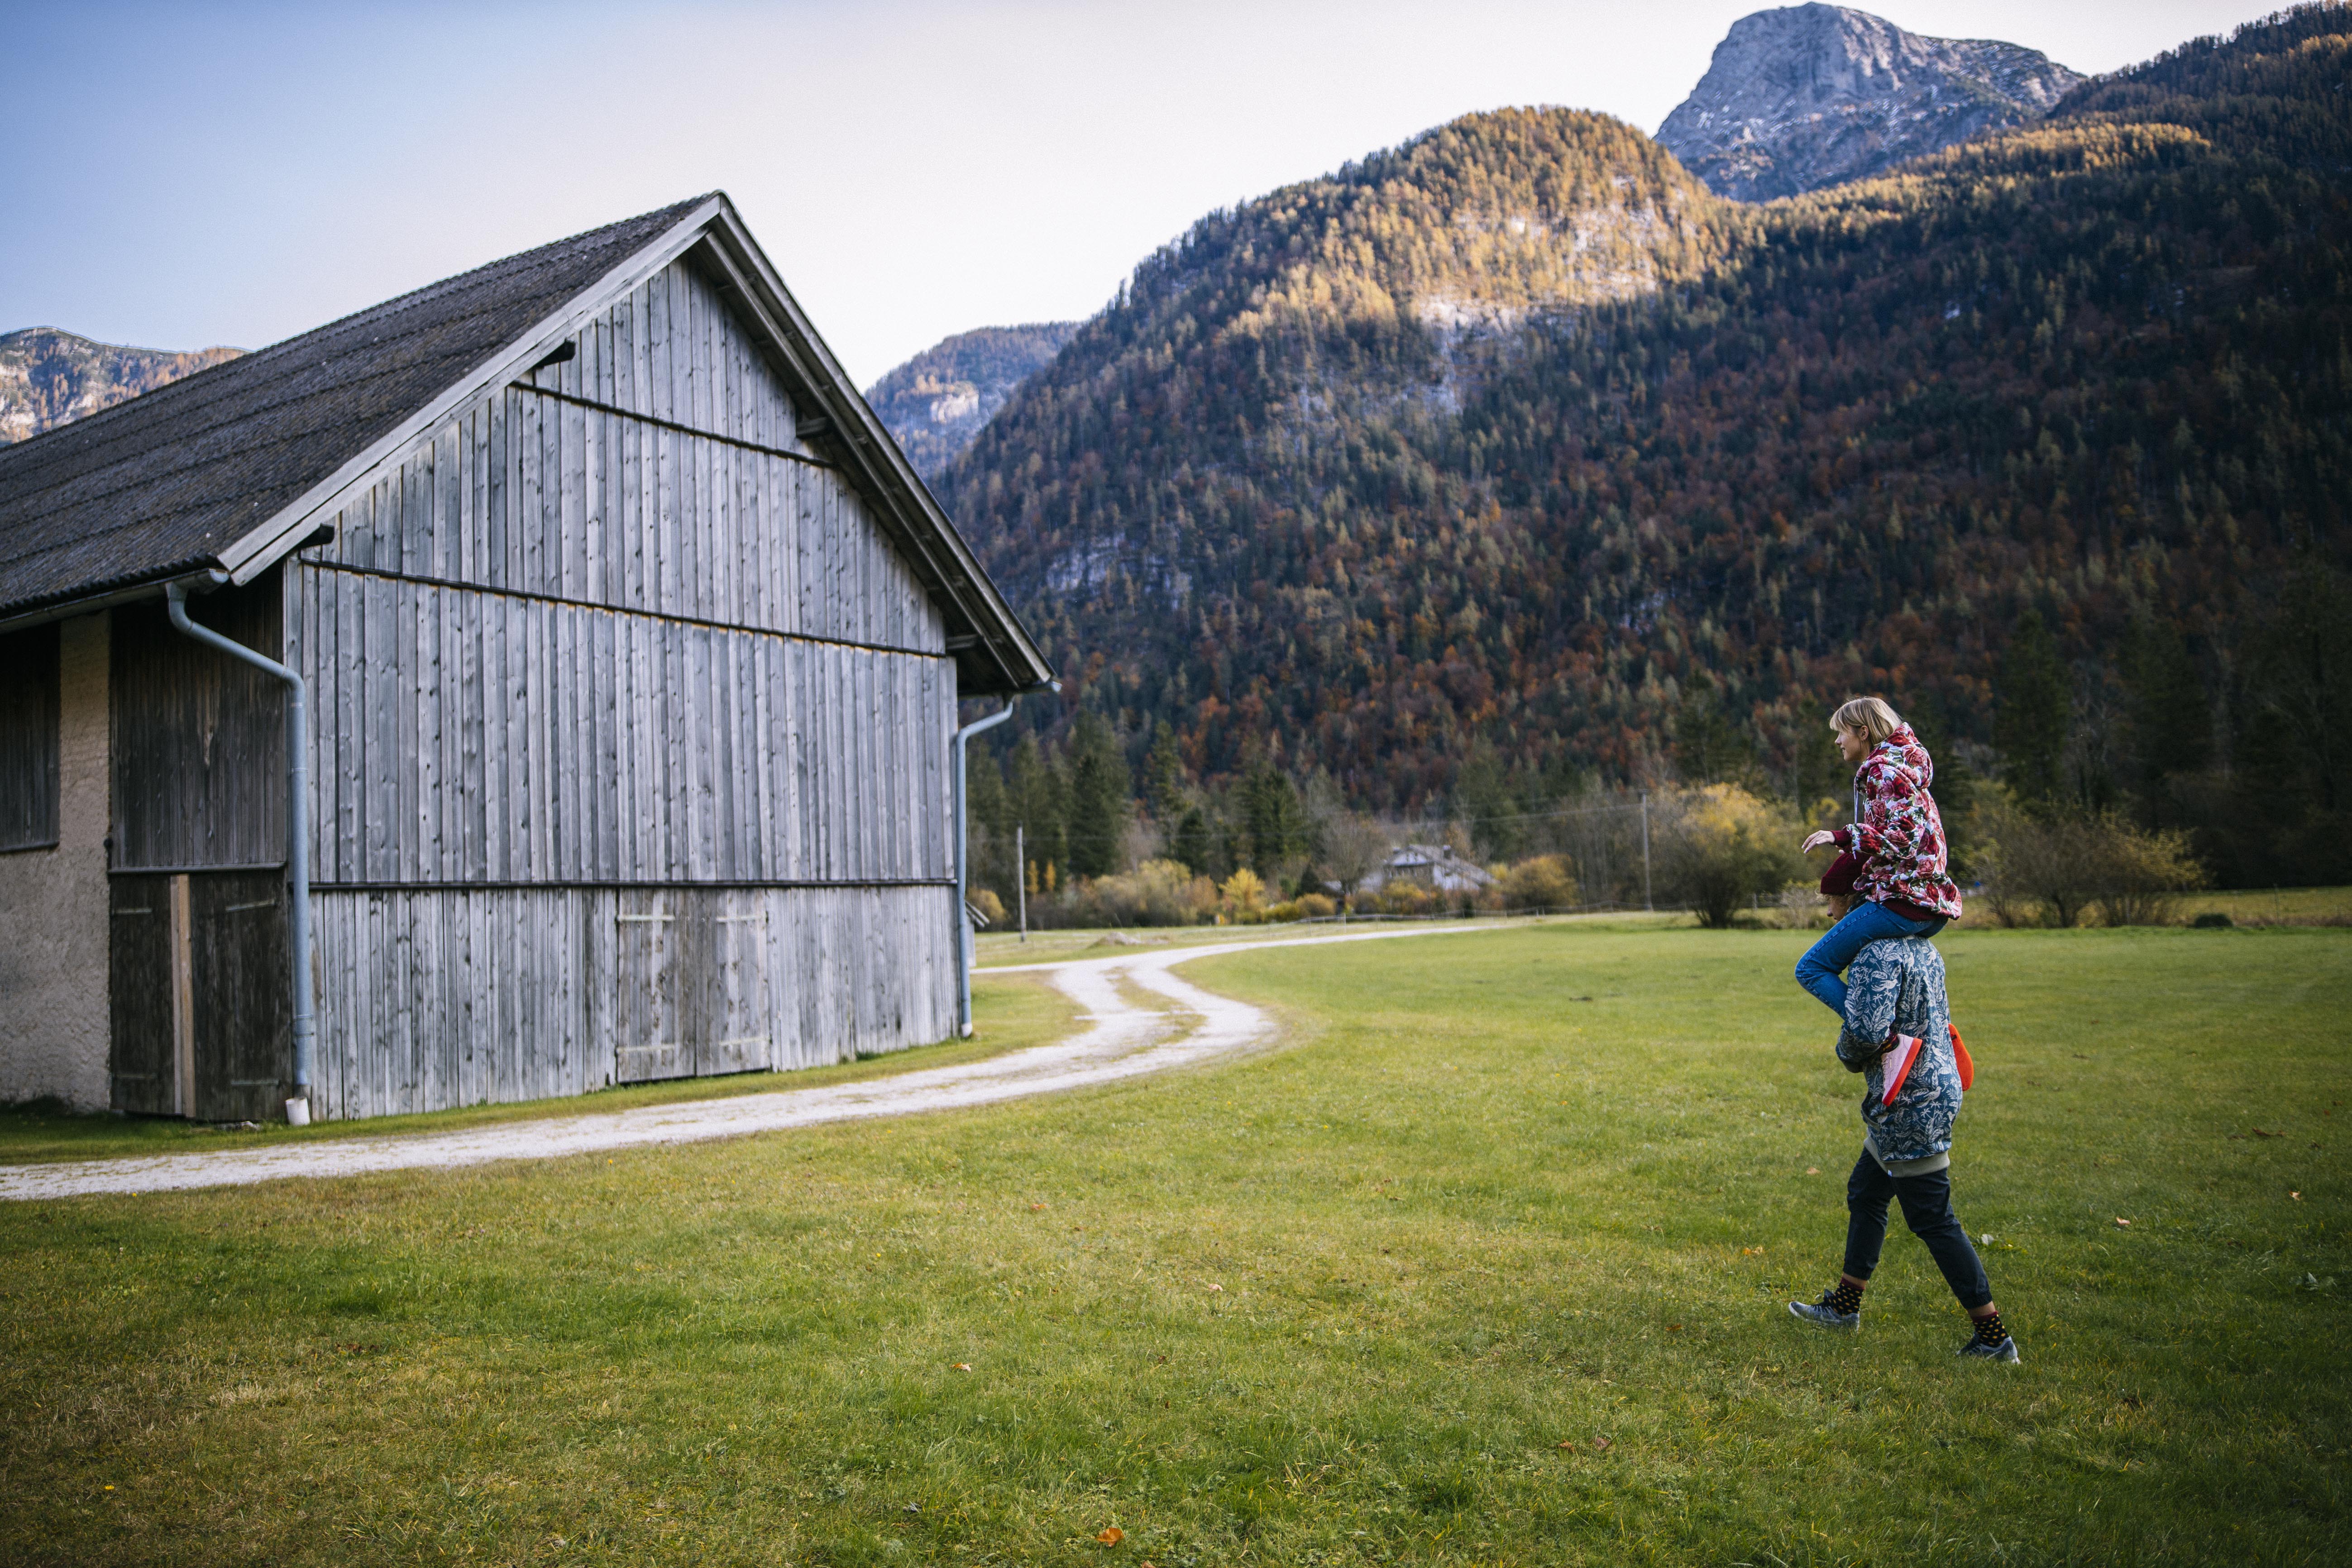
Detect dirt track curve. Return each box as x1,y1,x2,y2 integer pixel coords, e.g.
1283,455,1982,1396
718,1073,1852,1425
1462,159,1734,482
0,924,1505,1201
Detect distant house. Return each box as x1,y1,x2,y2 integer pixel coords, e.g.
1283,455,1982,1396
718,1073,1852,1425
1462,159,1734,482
0,194,1052,1123
1366,843,1495,896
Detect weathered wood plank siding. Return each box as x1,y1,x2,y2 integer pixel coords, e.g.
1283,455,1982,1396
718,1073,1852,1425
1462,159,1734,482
305,885,952,1120
110,571,285,871
287,253,961,1117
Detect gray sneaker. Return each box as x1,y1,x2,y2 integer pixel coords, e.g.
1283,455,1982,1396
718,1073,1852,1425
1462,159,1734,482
1788,1291,1859,1331
1958,1334,2021,1363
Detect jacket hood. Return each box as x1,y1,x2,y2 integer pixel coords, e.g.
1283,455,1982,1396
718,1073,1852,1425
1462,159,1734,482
1867,723,1935,789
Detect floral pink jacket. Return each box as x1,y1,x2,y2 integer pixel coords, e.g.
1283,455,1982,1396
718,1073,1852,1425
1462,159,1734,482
1831,724,1963,920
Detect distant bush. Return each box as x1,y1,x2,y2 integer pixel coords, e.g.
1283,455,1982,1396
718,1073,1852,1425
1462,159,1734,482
968,888,1007,928
1972,789,2207,927
1497,855,1578,911
1658,785,1803,929
2193,911,2234,928
1057,860,1218,928
1219,868,1269,923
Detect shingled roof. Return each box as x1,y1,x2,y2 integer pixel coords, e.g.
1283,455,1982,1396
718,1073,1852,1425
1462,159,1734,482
0,195,1054,695
0,197,706,622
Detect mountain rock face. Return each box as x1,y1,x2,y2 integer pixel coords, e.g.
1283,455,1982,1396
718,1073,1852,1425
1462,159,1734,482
1657,3,2083,201
865,322,1079,485
0,328,242,444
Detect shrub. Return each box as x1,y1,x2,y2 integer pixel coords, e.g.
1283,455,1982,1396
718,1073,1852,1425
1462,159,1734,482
2094,823,2206,927
2193,911,2234,928
1971,789,2207,927
968,888,1007,928
1658,784,1802,929
1220,867,1268,923
1497,855,1578,912
1063,860,1218,927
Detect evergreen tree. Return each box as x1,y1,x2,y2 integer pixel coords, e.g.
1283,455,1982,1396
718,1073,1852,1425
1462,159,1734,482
1007,733,1066,885
2123,617,2212,825
1995,611,2070,807
1171,807,1214,876
1143,720,1189,823
1065,711,1130,878
1242,765,1308,870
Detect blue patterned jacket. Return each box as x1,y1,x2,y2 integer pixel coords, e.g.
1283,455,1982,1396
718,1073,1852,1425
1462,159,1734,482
1836,936,1962,1168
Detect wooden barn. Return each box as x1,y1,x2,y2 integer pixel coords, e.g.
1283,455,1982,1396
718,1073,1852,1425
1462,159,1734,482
0,194,1053,1123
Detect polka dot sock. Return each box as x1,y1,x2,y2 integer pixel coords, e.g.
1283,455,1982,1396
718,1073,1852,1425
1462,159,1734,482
1828,1279,1865,1315
1972,1310,2008,1346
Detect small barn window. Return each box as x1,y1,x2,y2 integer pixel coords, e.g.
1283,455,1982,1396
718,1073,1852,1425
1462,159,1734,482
0,622,61,851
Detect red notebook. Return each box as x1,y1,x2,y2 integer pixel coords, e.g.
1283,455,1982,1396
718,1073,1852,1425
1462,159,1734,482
1879,1033,1925,1107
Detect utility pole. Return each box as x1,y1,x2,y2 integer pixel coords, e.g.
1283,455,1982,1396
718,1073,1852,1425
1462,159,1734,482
1640,791,1653,912
1016,823,1028,942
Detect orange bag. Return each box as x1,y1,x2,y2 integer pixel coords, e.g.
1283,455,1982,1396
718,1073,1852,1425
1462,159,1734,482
1948,1023,1974,1090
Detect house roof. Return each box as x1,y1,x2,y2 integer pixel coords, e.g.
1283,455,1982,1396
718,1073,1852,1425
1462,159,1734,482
0,195,1054,696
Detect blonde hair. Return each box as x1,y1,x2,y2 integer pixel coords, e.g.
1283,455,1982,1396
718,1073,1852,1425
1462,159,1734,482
1831,696,1902,746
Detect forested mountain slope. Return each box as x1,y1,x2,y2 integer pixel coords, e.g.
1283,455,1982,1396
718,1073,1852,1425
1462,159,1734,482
945,6,2352,885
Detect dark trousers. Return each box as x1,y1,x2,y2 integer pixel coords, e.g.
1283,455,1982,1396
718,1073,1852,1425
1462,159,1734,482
1842,1147,1992,1311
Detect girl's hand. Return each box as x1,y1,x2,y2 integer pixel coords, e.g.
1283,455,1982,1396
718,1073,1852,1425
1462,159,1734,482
1802,830,1839,855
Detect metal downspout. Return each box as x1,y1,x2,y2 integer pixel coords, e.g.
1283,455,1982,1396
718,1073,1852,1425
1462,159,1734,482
951,700,1018,1037
165,578,317,1124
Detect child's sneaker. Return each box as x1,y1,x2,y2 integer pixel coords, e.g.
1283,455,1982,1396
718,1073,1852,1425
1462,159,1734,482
1788,1291,1859,1331
1957,1334,2020,1363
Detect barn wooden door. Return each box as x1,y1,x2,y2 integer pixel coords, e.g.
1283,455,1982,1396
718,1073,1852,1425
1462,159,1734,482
612,894,772,1082
108,870,292,1118
108,874,176,1114
704,898,772,1076
615,896,687,1082
190,870,292,1121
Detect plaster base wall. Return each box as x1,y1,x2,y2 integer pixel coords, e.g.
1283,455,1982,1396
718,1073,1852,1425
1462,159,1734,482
0,612,110,1110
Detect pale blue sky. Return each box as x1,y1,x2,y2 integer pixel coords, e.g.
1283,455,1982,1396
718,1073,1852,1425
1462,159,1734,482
0,0,2288,386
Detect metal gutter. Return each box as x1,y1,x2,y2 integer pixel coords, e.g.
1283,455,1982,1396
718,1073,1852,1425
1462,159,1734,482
163,576,318,1125
951,699,1022,1037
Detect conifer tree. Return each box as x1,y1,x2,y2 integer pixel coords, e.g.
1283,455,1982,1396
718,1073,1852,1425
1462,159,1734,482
1066,711,1130,878
1995,610,2070,808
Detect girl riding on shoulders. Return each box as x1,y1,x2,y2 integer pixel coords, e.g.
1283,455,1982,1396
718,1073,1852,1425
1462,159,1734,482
1795,697,1963,1014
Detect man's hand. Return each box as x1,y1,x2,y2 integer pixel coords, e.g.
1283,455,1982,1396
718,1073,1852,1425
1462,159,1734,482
1802,830,1840,855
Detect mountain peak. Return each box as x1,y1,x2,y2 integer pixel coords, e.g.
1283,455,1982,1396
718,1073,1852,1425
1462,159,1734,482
1,326,243,444
1657,3,2083,201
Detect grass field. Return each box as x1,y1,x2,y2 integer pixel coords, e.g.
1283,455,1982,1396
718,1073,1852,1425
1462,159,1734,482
1,923,2344,1566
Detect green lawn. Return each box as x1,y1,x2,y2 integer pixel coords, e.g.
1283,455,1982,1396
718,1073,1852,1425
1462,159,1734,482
1,923,2343,1566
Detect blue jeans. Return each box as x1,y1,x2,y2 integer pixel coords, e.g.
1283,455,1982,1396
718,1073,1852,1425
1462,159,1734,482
1796,900,1946,1014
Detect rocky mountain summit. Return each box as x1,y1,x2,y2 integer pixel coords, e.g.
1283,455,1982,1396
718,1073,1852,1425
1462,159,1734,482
1657,3,2083,201
0,327,242,444
864,322,1078,485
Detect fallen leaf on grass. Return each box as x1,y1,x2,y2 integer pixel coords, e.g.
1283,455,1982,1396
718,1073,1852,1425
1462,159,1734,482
1741,1246,1766,1256
2114,1218,2132,1228
2252,1128,2284,1139
1031,1202,1049,1211
953,1363,971,1372
1806,1167,1820,1176
1592,1435,1613,1451
2290,1191,2302,1201
1206,1283,1223,1292
1096,1525,1125,1544
1667,1324,1683,1332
